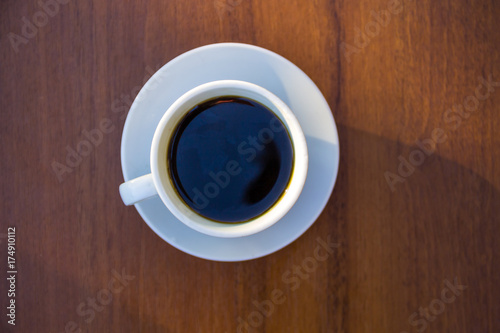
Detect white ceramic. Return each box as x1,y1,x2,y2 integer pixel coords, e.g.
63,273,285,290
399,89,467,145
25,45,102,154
119,80,308,238
120,43,340,261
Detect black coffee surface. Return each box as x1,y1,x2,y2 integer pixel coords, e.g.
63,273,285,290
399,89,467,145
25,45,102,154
168,96,293,223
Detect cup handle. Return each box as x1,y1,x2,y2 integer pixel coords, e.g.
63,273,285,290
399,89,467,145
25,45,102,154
119,174,158,206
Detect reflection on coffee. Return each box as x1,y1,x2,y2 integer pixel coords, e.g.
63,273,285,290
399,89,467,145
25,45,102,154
168,96,293,223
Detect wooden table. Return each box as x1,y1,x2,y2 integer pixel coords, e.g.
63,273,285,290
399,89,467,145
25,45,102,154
1,0,499,332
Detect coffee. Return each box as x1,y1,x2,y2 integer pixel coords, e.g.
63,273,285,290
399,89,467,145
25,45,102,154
167,96,294,223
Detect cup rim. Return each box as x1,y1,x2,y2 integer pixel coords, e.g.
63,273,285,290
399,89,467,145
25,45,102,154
150,80,308,238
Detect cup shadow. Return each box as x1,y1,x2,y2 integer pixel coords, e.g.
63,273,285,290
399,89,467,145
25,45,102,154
312,123,499,332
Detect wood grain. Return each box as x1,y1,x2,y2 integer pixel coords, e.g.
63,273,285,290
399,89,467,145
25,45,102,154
1,0,499,332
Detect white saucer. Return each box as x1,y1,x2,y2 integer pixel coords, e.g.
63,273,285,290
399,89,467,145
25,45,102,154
121,43,340,261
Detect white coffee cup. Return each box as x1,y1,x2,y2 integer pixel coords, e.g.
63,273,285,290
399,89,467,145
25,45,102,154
119,80,308,238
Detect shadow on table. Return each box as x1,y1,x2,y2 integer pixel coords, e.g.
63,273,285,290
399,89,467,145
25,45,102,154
315,123,499,332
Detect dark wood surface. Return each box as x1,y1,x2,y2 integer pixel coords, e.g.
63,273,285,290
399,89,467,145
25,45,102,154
1,0,499,332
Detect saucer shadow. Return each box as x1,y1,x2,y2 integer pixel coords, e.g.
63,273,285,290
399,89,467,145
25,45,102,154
306,123,500,333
